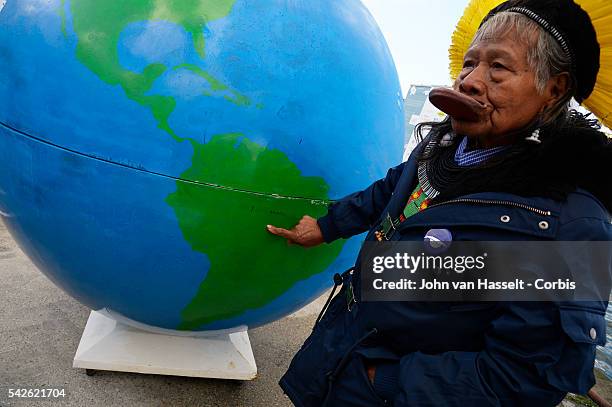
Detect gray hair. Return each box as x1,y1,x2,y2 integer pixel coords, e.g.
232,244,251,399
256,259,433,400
471,11,574,123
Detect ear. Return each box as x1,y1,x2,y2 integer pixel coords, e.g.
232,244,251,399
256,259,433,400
544,72,570,108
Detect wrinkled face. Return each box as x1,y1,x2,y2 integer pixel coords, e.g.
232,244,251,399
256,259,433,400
452,30,551,146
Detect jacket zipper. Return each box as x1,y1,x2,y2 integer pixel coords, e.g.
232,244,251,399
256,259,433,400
428,198,552,217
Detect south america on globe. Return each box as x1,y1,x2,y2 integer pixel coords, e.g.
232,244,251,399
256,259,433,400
0,0,404,332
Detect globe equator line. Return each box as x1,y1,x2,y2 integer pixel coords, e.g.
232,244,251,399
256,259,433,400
0,119,336,204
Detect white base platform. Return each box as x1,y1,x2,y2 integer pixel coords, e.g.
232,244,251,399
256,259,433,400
73,311,257,380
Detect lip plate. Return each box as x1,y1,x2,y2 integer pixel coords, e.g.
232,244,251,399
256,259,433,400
429,88,486,122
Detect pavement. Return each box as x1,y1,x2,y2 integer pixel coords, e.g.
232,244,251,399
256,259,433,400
1,219,611,407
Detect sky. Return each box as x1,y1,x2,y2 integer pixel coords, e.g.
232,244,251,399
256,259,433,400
361,0,467,94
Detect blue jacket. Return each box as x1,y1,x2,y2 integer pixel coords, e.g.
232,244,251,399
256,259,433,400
279,146,612,407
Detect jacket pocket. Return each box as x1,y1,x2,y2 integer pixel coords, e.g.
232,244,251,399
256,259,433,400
299,288,346,353
323,353,386,407
281,295,355,406
559,305,606,346
544,305,605,394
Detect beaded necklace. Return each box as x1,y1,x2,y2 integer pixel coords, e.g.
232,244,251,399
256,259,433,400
400,134,510,222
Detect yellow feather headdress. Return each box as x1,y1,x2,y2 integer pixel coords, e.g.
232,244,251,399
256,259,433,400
449,0,612,128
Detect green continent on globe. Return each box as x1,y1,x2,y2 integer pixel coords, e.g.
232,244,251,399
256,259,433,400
166,134,345,330
66,0,249,141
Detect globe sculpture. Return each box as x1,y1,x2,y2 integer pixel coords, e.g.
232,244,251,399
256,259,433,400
0,0,404,332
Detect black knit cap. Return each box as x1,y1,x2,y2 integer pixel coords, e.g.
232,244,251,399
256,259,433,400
481,0,600,103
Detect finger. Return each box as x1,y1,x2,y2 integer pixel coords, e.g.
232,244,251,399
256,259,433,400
266,225,296,240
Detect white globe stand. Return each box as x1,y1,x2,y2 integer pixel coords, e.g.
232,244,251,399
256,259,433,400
73,310,257,380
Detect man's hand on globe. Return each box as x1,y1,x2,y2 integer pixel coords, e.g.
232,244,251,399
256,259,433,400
267,216,325,248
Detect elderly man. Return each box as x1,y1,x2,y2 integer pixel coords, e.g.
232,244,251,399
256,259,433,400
268,0,612,405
